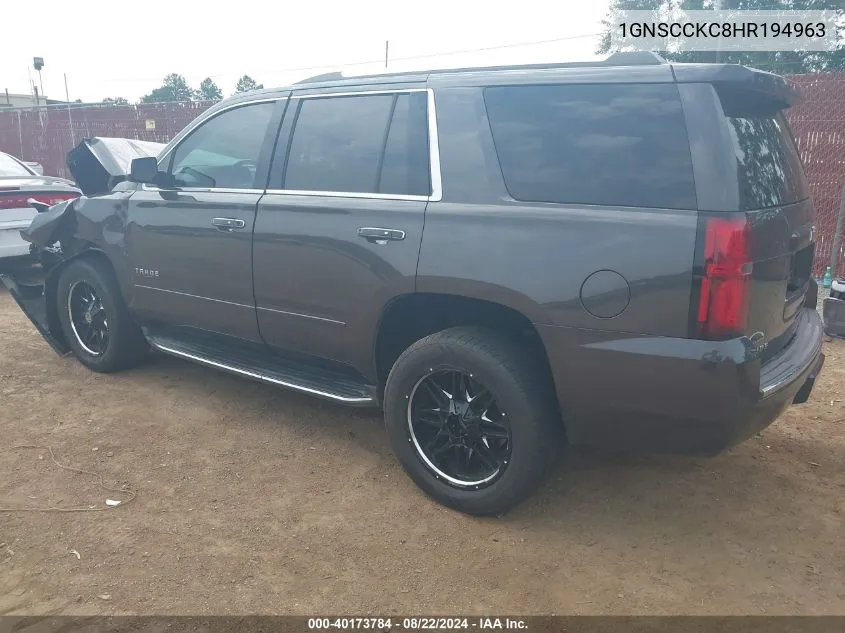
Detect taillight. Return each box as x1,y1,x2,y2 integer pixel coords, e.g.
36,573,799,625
0,192,79,210
697,217,752,339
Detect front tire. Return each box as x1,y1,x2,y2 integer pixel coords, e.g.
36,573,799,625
56,258,148,373
383,326,563,516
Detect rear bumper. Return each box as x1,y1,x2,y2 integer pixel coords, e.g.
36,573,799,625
0,222,32,259
538,307,825,455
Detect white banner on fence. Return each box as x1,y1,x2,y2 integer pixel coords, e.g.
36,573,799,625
611,10,840,53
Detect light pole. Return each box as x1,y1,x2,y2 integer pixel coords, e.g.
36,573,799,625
33,57,45,105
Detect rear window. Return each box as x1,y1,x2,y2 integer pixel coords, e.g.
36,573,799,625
0,152,33,177
717,87,809,210
483,83,696,209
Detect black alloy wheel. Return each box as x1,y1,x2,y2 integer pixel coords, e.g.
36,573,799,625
66,280,110,356
408,369,512,488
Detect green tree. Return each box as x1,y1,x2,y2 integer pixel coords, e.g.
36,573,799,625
599,0,844,74
141,73,197,103
234,75,264,94
199,77,223,101
103,97,130,105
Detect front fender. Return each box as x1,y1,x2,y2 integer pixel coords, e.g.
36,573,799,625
1,248,116,356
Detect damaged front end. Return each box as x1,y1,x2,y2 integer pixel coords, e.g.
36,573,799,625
0,137,164,354
1,197,79,354
1,269,70,354
66,136,165,196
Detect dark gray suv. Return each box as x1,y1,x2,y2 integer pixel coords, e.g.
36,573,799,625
2,52,825,515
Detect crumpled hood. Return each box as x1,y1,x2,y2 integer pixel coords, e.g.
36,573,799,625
20,198,76,246
66,137,165,196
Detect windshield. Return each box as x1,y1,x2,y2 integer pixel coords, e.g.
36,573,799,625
0,152,35,177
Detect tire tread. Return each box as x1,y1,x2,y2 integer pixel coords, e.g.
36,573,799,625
56,257,147,373
384,326,562,515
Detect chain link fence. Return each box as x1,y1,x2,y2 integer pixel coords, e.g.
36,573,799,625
0,101,214,181
1,73,844,275
788,72,845,277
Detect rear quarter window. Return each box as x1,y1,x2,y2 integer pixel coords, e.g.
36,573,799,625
483,83,696,210
716,86,809,210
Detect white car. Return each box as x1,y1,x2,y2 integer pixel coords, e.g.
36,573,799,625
0,152,80,261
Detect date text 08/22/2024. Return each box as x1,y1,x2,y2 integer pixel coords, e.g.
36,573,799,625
307,617,528,630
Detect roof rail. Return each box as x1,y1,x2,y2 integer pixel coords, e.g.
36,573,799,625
291,52,668,87
603,51,666,65
294,71,345,84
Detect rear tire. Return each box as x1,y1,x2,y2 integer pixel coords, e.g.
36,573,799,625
383,326,563,516
56,258,148,373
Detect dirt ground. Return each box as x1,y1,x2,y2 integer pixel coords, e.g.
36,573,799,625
0,287,843,616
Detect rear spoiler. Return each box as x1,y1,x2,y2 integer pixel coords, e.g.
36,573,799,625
672,63,801,108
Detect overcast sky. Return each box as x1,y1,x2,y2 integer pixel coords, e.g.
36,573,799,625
1,0,610,103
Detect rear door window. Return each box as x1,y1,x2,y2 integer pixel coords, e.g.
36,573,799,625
716,87,808,210
378,93,431,196
483,84,696,210
282,91,430,196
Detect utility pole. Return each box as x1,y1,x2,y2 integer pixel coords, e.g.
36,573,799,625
385,40,389,69
17,110,23,157
831,179,845,278
28,67,36,106
64,73,76,146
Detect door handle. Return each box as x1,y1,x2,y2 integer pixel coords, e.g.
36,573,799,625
212,217,246,232
357,227,406,243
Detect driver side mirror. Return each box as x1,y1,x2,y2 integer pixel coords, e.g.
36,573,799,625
129,157,159,184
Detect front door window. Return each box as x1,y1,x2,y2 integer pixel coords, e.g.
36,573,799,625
169,102,276,189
